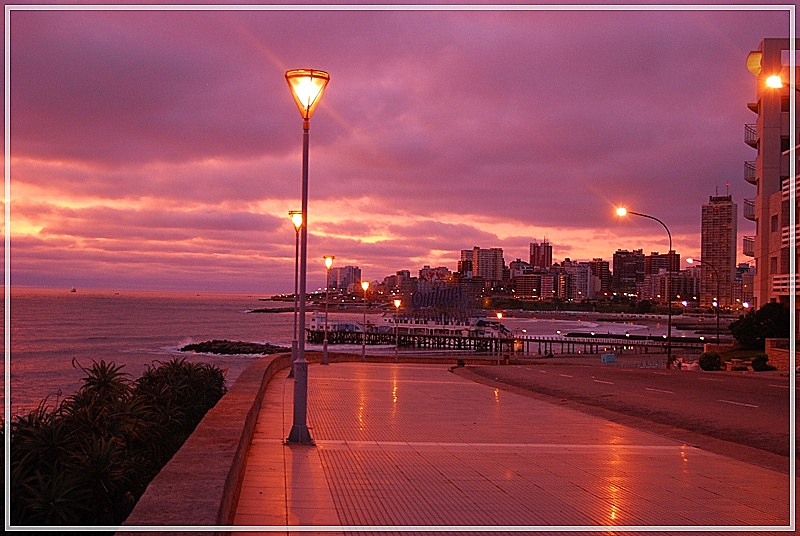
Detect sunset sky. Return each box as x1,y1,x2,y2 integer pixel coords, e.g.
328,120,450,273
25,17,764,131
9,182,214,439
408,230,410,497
4,3,794,294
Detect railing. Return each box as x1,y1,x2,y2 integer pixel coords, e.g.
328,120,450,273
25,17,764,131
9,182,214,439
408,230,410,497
772,274,798,295
781,176,799,200
744,124,758,147
743,198,756,220
744,161,757,184
743,236,755,257
781,224,800,248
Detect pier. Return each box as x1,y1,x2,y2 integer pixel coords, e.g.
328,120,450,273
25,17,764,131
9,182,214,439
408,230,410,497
307,329,706,355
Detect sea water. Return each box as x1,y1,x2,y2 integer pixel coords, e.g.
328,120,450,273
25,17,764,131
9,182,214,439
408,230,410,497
4,287,678,417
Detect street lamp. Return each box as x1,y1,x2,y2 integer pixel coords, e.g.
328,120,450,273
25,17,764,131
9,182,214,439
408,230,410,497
766,74,800,92
288,210,303,379
393,298,402,363
616,206,674,368
361,280,370,362
285,68,329,445
322,255,334,366
687,258,721,344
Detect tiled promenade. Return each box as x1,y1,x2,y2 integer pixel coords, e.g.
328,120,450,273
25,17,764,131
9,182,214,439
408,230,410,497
232,362,794,533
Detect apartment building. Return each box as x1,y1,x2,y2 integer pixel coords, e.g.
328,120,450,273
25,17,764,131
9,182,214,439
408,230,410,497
700,195,738,308
744,38,799,308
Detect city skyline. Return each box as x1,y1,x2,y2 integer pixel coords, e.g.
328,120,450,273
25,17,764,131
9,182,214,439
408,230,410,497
4,5,794,294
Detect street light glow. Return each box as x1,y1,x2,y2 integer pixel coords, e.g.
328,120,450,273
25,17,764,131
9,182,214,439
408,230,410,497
289,210,303,231
615,207,628,217
765,74,784,89
324,255,334,269
285,69,330,120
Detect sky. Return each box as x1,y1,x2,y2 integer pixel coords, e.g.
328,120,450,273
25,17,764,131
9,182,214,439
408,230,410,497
3,2,795,294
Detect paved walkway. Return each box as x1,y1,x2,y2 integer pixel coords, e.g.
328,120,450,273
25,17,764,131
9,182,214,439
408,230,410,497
232,363,795,534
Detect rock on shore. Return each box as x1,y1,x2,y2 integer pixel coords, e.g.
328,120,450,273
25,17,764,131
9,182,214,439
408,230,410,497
180,339,288,355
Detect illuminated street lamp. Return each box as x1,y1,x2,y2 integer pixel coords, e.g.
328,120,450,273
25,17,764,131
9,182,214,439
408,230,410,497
393,298,402,363
616,206,674,368
285,68,329,445
288,210,303,379
361,280,370,362
687,258,721,344
322,255,334,366
766,74,800,92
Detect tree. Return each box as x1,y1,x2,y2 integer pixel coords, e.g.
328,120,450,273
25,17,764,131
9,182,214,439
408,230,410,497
729,302,790,349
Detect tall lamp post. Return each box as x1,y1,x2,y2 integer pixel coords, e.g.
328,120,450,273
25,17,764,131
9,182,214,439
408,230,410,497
322,255,334,365
393,298,402,363
616,207,674,368
361,280,370,362
288,210,303,379
687,258,721,344
285,68,329,445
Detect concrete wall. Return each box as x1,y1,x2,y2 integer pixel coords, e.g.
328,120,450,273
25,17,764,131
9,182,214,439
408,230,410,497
119,352,291,533
765,338,792,371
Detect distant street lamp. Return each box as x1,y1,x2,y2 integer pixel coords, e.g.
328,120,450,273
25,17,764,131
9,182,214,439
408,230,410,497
361,280,370,362
322,255,334,366
393,298,402,363
616,206,674,368
687,258,721,344
288,210,303,379
285,68,329,445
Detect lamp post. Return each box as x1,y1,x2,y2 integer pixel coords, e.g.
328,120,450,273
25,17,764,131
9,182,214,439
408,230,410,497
322,255,334,365
361,280,370,362
616,207,674,368
393,298,402,363
285,68,329,445
288,210,303,379
766,74,800,93
687,258,721,344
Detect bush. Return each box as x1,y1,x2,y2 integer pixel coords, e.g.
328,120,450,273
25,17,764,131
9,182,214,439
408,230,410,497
751,353,777,372
699,351,722,371
729,302,790,349
10,357,227,526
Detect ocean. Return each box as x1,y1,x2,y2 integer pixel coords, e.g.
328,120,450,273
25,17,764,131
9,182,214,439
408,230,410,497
4,287,678,417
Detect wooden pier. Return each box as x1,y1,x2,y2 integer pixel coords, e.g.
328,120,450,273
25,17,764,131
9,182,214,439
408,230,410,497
306,329,706,355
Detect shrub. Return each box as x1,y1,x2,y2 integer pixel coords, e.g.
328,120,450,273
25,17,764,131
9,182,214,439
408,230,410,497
751,353,777,372
11,358,227,526
699,351,722,371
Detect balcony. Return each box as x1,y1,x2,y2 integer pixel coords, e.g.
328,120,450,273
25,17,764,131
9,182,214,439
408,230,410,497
744,161,757,185
743,198,756,221
781,224,800,248
747,101,758,113
744,124,758,148
771,274,798,296
743,236,755,257
781,177,799,200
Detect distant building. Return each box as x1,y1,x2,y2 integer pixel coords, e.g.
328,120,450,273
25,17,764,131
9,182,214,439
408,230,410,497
328,265,361,292
462,247,504,283
700,195,738,308
588,258,611,292
612,249,645,295
529,240,553,270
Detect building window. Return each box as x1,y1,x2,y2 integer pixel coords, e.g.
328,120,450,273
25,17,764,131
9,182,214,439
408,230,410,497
781,96,790,113
771,214,779,233
781,136,790,152
770,257,778,274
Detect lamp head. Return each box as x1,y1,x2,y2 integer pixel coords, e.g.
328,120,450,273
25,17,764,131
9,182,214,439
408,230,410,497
285,69,330,120
765,74,784,89
686,258,694,264
361,281,369,292
324,255,334,269
615,207,628,217
393,298,401,309
289,210,303,231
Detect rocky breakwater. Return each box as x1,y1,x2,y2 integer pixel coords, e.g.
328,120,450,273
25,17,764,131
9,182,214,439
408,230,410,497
181,339,289,355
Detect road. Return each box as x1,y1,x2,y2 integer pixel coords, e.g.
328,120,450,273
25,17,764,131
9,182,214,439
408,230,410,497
463,362,795,473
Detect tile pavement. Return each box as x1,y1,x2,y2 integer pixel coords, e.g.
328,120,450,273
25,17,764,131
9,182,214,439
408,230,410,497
232,362,795,534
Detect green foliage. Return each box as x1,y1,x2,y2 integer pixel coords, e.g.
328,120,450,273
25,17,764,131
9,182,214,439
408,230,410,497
751,353,777,372
729,302,790,349
10,357,227,526
699,351,722,371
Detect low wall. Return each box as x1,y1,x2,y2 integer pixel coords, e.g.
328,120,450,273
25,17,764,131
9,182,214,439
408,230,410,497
119,352,291,533
765,338,792,371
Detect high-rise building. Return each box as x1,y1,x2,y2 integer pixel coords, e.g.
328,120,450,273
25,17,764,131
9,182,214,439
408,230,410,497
612,249,645,295
328,265,361,291
588,258,611,292
463,246,505,282
700,195,738,308
744,38,800,309
529,240,553,270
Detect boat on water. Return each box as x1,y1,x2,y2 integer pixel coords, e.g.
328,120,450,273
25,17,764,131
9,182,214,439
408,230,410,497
307,311,511,339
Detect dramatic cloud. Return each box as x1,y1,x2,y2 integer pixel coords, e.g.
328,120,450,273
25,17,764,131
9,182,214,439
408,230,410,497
5,4,791,292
